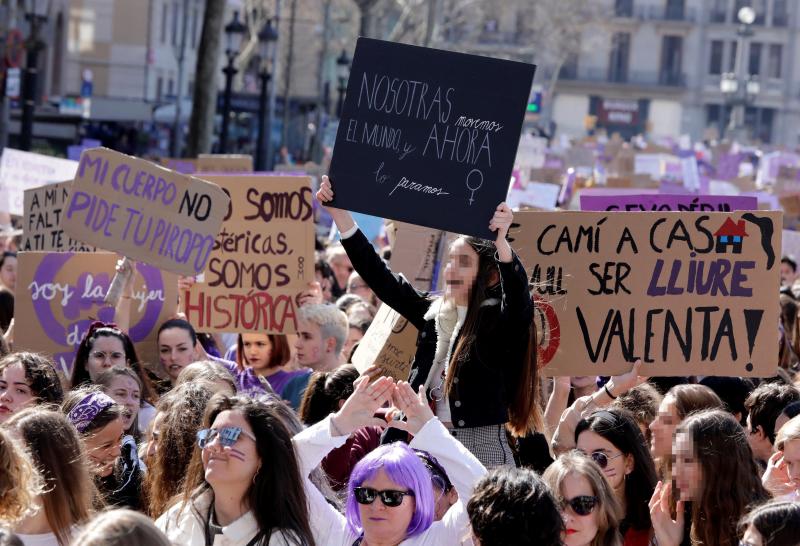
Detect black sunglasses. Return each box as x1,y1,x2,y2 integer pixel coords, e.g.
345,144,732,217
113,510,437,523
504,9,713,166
563,495,599,516
354,487,415,507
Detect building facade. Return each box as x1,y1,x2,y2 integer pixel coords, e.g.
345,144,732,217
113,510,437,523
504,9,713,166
553,0,798,146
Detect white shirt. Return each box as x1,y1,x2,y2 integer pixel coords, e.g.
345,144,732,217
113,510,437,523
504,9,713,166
293,415,486,546
17,532,62,546
156,491,300,546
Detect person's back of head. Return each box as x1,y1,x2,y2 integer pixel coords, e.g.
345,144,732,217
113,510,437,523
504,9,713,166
468,467,563,546
298,365,359,425
740,500,800,546
72,509,170,546
0,427,42,526
612,382,662,439
5,408,95,544
699,376,755,426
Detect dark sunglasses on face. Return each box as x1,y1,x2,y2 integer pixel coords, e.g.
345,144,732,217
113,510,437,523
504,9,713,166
354,487,415,507
588,450,624,469
563,495,599,516
196,426,255,449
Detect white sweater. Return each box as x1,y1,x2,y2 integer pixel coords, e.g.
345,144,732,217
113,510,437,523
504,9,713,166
293,415,486,546
155,490,300,546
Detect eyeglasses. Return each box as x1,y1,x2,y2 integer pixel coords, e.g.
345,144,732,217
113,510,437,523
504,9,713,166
90,350,125,362
563,495,599,517
196,426,256,449
353,487,415,507
587,450,624,469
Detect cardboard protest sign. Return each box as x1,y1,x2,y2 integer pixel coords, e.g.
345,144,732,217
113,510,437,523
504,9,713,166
22,181,96,252
580,194,758,212
183,175,315,334
351,303,419,381
388,221,454,292
15,252,178,377
328,38,535,239
511,211,781,376
61,148,231,276
0,148,78,215
159,155,254,174
508,182,560,211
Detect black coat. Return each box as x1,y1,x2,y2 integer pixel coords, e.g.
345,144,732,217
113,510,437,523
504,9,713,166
342,229,533,428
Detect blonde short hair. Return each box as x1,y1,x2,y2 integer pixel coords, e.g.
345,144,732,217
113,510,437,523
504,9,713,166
776,415,800,451
298,304,349,354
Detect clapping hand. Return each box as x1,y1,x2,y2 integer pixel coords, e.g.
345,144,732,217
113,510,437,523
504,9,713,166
331,375,394,436
388,381,435,437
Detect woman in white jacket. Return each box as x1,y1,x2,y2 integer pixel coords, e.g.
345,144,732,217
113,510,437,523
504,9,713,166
156,394,315,546
293,377,487,546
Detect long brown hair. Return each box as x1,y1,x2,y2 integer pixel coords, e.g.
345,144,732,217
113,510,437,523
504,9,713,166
144,382,214,517
6,408,96,546
180,395,315,545
443,236,541,436
678,410,769,546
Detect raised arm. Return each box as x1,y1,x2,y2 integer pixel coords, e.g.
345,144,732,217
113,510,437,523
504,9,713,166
293,376,394,545
317,176,431,329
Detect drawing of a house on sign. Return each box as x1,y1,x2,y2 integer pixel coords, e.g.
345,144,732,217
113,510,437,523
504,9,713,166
715,217,748,254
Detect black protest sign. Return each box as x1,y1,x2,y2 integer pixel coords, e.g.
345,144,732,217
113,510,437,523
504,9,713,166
328,38,535,239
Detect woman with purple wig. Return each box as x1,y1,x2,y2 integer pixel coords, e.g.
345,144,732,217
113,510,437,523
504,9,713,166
293,378,486,546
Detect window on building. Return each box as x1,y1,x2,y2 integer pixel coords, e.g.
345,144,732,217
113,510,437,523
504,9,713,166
615,0,634,17
773,0,788,26
168,78,174,97
161,2,168,44
748,42,762,75
729,41,738,72
157,76,163,100
709,40,724,75
608,32,631,83
767,44,782,78
660,35,683,84
188,80,194,96
710,0,727,22
172,2,180,46
744,106,775,143
665,0,685,20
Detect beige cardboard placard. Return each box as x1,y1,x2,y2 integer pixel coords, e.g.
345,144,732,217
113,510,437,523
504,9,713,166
511,211,781,377
351,303,419,381
388,221,452,292
183,175,315,334
159,155,254,174
15,251,178,378
21,181,96,252
61,148,231,276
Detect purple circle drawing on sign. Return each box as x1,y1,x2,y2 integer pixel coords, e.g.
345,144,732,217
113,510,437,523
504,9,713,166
31,254,165,372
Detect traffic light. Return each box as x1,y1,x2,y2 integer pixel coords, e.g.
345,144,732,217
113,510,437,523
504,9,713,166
527,91,542,113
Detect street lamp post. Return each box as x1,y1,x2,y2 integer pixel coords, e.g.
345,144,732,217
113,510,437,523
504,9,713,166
256,19,278,171
336,49,351,118
19,0,50,152
720,6,758,142
220,10,246,154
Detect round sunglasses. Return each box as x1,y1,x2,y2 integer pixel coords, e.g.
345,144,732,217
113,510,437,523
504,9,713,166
563,495,599,516
583,450,623,469
353,487,415,508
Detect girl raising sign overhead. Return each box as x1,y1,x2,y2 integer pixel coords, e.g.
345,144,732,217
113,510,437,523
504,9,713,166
317,175,540,468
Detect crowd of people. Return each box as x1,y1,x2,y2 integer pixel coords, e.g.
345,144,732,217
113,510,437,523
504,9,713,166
0,176,799,545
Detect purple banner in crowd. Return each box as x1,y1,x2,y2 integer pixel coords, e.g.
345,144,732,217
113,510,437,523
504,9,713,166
580,193,759,212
